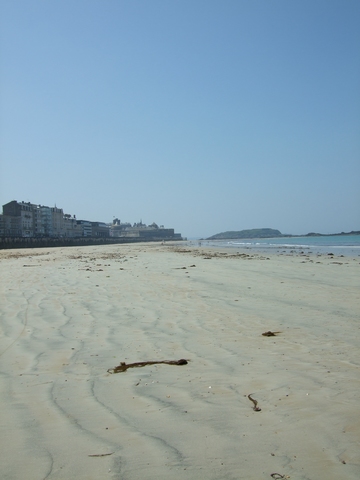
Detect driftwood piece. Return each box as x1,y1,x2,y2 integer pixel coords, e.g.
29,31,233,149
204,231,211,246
108,359,188,374
262,331,281,337
88,452,114,457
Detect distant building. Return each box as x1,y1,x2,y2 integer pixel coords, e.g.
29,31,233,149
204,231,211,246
51,207,64,237
39,205,52,236
91,222,110,238
63,214,81,237
76,220,92,237
110,219,131,237
110,221,180,240
1,200,182,241
0,214,22,237
3,201,35,237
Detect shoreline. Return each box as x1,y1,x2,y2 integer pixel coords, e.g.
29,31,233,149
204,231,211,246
172,241,360,261
186,237,360,258
1,242,359,479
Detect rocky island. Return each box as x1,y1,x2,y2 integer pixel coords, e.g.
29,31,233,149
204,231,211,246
206,228,360,240
206,228,284,240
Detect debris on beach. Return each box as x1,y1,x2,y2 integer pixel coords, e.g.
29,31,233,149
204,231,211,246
88,452,114,457
248,393,261,411
262,331,281,337
107,359,188,374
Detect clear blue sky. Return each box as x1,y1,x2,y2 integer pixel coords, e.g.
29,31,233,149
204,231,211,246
1,0,359,238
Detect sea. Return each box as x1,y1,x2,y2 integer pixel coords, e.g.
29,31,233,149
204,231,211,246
187,234,360,257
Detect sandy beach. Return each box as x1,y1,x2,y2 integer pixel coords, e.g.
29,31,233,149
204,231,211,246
0,242,359,480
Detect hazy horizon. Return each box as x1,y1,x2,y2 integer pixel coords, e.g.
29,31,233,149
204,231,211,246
1,1,359,239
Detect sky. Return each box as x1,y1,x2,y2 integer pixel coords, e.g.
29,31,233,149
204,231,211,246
0,0,359,238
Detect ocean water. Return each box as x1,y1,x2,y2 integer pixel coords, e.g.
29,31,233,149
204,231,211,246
189,235,360,257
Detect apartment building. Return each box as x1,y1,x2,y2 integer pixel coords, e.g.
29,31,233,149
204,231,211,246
51,206,64,237
3,201,35,237
63,214,82,237
1,200,79,238
0,214,22,237
38,206,52,236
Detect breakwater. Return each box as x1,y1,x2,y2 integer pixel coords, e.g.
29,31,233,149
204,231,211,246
0,236,172,250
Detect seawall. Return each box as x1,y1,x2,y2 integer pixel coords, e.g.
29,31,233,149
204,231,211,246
0,236,179,250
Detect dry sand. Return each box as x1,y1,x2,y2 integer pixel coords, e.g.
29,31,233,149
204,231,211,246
0,242,359,480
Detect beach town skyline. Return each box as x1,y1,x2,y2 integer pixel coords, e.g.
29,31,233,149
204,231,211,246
0,198,359,242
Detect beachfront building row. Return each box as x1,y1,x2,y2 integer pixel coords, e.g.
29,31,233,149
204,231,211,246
0,200,181,240
0,200,103,238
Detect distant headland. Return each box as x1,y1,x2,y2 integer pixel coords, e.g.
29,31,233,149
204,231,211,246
206,228,360,240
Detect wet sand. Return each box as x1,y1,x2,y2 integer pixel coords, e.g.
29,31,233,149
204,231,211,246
0,242,359,479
